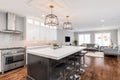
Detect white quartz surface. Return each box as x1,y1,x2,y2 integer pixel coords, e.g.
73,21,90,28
27,46,86,60
26,45,50,49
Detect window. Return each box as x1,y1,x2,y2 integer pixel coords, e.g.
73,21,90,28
95,33,111,46
78,34,91,45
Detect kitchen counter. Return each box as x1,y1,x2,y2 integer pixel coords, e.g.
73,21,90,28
27,46,86,60
0,47,24,50
27,46,86,80
26,45,50,49
0,45,50,50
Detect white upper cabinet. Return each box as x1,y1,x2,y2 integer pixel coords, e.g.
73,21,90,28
15,15,25,32
26,17,57,41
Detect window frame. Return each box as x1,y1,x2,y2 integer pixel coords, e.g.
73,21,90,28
94,32,111,46
78,33,91,45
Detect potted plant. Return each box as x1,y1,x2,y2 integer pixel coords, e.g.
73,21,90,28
52,43,59,49
73,40,78,46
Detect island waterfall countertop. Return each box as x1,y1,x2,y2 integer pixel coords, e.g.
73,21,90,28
27,46,86,60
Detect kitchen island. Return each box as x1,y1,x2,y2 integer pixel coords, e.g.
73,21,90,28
27,46,85,80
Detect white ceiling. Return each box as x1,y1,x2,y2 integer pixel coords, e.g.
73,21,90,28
0,0,120,32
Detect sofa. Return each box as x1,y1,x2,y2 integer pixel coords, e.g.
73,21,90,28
100,46,108,52
104,47,118,56
83,43,99,51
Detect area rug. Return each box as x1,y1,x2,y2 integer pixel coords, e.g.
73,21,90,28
86,52,104,58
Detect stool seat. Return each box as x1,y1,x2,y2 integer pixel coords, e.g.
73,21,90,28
68,57,78,61
75,54,84,57
55,63,66,69
81,51,88,54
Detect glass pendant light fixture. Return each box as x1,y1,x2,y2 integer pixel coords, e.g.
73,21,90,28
63,16,72,30
44,5,59,26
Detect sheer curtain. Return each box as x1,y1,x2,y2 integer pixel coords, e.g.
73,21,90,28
78,34,91,45
95,33,111,46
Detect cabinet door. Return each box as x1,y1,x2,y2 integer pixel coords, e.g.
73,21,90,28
26,17,57,41
15,16,24,32
27,54,49,80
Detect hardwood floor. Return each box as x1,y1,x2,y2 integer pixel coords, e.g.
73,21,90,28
0,56,120,80
81,56,120,80
0,67,27,80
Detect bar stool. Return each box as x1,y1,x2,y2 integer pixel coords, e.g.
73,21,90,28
54,62,67,80
68,54,81,80
81,51,88,67
75,52,85,73
54,55,78,80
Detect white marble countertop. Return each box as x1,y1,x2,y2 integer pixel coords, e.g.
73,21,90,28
27,46,86,60
26,45,50,49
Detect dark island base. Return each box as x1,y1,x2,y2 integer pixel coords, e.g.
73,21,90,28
27,54,68,80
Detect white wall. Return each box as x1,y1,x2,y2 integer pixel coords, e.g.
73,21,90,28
118,27,120,45
0,50,1,72
57,29,74,45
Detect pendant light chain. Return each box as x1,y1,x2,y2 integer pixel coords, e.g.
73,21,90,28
50,5,53,14
66,16,69,22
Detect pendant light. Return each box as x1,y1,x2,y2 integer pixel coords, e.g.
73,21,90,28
44,5,59,26
63,16,72,30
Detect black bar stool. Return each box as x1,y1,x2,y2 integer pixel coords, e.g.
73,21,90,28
67,54,81,80
81,51,88,67
75,52,85,73
54,62,67,80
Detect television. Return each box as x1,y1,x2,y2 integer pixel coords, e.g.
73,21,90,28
65,36,70,42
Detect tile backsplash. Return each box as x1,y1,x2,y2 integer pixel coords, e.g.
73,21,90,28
0,11,25,46
0,33,23,45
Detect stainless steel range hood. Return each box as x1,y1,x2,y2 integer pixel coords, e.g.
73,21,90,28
1,13,21,34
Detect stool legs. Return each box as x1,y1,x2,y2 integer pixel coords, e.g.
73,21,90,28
77,55,85,73
81,53,88,67
69,56,81,80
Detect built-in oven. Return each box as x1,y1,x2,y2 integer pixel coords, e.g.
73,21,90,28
5,56,13,64
5,53,25,65
14,53,25,62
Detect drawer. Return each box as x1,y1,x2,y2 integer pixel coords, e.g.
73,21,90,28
4,61,25,72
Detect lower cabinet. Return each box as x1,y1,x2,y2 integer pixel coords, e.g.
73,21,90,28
27,54,65,80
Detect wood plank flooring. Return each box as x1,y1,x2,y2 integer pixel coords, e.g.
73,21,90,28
0,67,27,80
0,56,120,80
